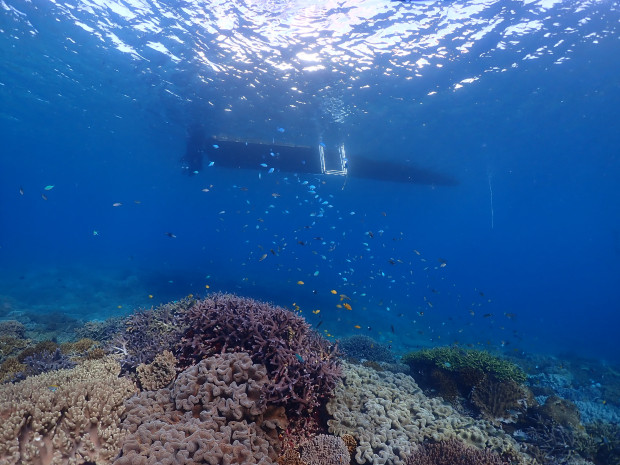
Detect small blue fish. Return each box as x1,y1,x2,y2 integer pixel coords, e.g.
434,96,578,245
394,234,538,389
277,127,285,133
212,144,219,149
208,161,215,167
260,163,268,168
295,353,304,363
268,167,275,174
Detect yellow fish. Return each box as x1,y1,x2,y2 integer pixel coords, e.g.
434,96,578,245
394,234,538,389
297,280,304,285
330,289,337,294
148,294,153,299
336,304,343,308
312,309,320,314
354,325,361,329
343,303,352,311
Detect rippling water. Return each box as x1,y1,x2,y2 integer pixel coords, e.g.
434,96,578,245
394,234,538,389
3,0,617,135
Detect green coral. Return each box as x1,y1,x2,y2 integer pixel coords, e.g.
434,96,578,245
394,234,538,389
402,346,527,384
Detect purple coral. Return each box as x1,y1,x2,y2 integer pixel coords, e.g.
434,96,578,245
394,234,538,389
106,298,192,373
179,293,341,415
22,348,76,376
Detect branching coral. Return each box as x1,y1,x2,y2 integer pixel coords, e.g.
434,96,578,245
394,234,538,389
471,376,534,424
403,347,527,384
0,335,28,361
339,335,394,363
179,293,341,415
0,357,135,465
0,320,25,338
21,347,76,376
405,439,510,465
107,296,194,372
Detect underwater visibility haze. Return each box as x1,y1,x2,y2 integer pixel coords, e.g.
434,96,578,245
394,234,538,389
1,0,620,358
2,0,620,361
1,0,620,399
2,1,620,464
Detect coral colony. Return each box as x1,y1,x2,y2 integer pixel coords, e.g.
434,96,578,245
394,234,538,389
0,294,619,465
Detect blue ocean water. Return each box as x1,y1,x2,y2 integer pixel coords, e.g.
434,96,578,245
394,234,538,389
0,0,619,364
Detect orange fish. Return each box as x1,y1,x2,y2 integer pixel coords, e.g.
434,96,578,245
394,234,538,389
330,289,337,294
354,325,361,329
297,281,304,285
343,303,352,311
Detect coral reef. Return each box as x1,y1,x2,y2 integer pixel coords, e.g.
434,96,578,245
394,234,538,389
0,335,28,361
471,376,535,424
342,434,357,459
403,346,527,384
74,317,124,343
0,356,26,383
17,340,59,362
326,362,527,465
339,335,394,363
583,421,620,465
0,320,26,338
179,293,341,415
300,434,350,465
0,357,135,465
277,449,305,465
60,337,99,354
537,395,581,429
107,298,192,372
114,352,286,465
21,347,76,376
136,349,177,390
405,438,510,465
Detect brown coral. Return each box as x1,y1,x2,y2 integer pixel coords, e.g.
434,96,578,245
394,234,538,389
0,356,26,383
136,350,177,390
537,395,581,428
0,335,28,360
470,376,534,423
0,357,136,465
277,449,305,465
0,320,25,338
300,434,350,465
405,438,510,465
341,434,357,459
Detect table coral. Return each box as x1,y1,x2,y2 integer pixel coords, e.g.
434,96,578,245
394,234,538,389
114,352,287,465
0,357,136,465
326,362,528,465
